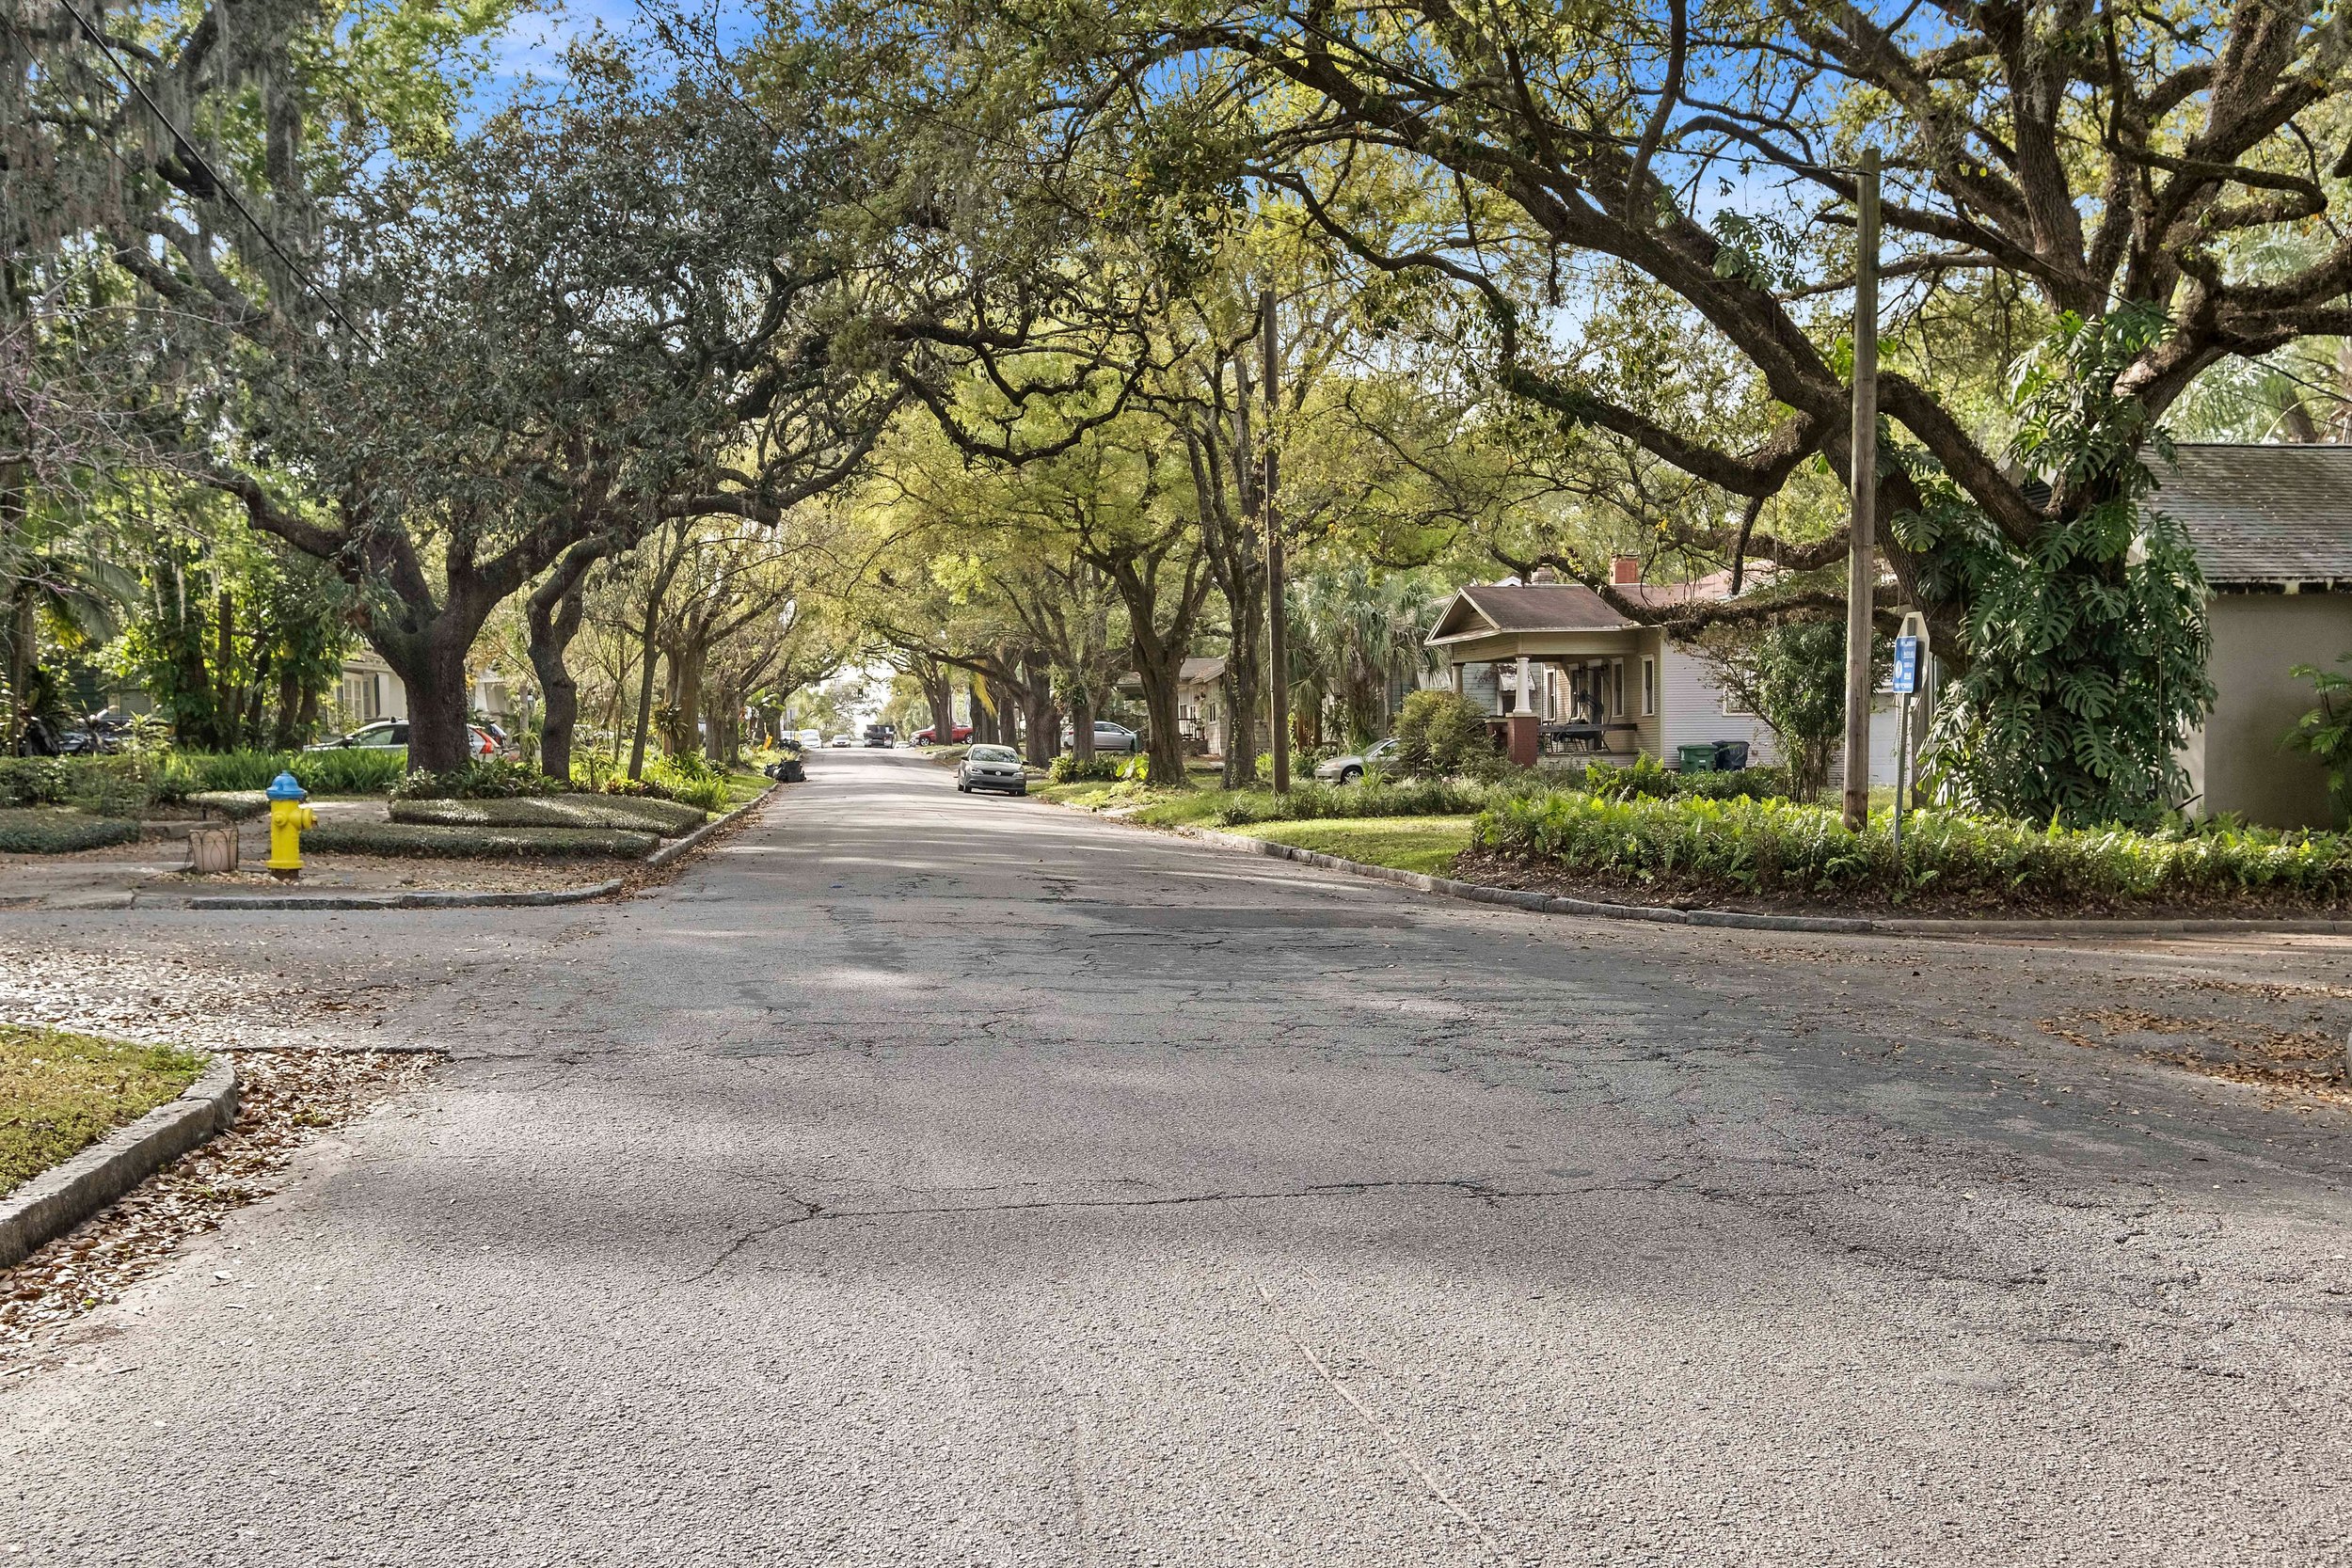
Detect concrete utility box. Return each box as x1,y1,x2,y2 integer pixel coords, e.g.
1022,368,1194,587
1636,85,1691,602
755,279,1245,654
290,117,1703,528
186,825,238,875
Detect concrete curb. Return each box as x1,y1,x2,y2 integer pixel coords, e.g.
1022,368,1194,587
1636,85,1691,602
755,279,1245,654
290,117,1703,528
1170,826,2352,940
0,1054,238,1271
179,879,625,912
645,784,776,868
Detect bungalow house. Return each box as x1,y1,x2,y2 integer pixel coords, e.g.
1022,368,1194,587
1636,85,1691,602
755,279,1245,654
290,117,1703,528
2159,444,2352,828
1425,562,1905,782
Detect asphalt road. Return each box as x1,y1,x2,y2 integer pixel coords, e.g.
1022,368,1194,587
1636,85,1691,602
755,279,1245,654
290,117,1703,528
7,750,2352,1564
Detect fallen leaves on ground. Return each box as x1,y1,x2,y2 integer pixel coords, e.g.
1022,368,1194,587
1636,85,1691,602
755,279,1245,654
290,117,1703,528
2041,1006,2352,1107
0,1048,437,1369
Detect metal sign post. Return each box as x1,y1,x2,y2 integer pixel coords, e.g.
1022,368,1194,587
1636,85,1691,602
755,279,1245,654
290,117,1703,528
1890,610,1929,860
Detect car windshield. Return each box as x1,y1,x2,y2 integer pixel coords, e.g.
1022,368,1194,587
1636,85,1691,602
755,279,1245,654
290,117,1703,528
969,746,1018,762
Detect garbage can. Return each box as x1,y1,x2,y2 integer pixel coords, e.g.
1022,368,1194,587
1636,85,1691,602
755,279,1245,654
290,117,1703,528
1712,740,1750,771
1677,743,1718,773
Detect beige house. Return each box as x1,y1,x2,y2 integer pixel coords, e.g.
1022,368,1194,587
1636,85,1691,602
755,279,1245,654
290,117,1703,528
333,650,514,732
1425,563,1905,781
2161,445,2352,827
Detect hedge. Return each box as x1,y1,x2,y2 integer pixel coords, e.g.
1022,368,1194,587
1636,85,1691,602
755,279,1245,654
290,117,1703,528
194,749,411,795
0,750,407,810
1472,790,2352,907
389,793,706,836
302,822,660,860
1213,777,1497,826
0,809,144,854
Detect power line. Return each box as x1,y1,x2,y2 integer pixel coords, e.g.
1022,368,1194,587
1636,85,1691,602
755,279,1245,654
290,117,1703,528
53,0,373,349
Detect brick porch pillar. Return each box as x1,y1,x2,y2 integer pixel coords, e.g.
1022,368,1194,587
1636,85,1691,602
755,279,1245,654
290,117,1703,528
1506,713,1539,768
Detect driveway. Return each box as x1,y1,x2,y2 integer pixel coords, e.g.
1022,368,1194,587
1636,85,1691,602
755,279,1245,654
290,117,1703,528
5,749,2350,1564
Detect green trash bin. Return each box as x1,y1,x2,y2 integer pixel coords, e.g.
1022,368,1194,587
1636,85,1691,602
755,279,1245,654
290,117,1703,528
1677,743,1718,773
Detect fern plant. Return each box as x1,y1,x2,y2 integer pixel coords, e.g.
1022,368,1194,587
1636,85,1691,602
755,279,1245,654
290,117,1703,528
2284,654,2352,828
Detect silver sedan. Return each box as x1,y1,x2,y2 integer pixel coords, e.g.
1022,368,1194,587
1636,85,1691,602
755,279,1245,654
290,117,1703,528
955,744,1029,796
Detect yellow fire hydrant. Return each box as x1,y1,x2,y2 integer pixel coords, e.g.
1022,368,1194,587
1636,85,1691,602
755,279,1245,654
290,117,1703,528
264,770,315,881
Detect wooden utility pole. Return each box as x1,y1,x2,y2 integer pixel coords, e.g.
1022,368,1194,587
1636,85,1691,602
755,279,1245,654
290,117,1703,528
1263,290,1291,795
1842,148,1880,833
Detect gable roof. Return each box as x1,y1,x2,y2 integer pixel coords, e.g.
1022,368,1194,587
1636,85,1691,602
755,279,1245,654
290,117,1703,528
1428,582,1637,641
2155,444,2352,587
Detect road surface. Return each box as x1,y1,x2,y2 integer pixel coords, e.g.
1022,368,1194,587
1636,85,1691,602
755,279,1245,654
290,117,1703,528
5,750,2351,1563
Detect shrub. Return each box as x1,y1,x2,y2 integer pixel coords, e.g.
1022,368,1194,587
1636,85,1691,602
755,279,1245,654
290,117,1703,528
302,821,660,860
186,790,268,820
1048,753,1124,784
172,748,410,795
1472,790,2352,908
1213,776,1495,826
389,793,706,836
0,809,143,854
1392,689,1495,779
644,752,729,812
0,757,76,807
390,757,562,801
2284,652,2352,828
1582,754,1676,800
1676,765,1798,802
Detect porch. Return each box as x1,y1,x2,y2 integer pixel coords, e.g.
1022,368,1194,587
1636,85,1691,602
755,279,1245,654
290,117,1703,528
1425,583,1660,769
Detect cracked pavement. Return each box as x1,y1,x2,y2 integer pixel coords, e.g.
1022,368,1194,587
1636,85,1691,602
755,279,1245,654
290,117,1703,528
6,750,2352,1564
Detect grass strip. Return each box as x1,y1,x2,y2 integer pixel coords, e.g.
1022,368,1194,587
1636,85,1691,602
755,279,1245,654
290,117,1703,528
1245,816,1478,876
0,1025,209,1196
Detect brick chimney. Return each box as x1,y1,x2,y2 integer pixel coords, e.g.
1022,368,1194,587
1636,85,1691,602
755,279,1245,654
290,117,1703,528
1611,555,1643,586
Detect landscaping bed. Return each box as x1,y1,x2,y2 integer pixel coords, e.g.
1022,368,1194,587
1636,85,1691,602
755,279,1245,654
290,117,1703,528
1,1025,209,1196
1465,792,2352,919
302,821,660,860
389,792,706,836
0,808,143,855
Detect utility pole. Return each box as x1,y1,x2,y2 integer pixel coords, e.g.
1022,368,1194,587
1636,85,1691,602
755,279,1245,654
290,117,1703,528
1263,290,1291,795
1842,147,1880,834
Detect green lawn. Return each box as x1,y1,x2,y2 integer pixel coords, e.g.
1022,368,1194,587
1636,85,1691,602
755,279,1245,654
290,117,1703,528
1245,816,1477,875
0,1025,210,1196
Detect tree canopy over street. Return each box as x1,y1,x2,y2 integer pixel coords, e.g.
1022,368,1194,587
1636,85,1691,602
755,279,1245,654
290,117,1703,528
9,0,2352,819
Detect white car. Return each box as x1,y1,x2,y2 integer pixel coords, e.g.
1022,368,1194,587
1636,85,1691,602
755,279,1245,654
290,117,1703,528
308,719,496,760
828,735,852,749
955,744,1028,796
797,729,822,750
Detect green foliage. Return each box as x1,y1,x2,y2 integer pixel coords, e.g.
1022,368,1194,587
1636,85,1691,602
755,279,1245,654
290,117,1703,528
1392,689,1494,779
170,749,410,795
1049,753,1126,784
0,809,143,853
1211,777,1496,826
389,793,706,835
302,821,660,859
0,758,75,807
390,757,562,800
644,752,729,812
1893,306,2214,827
1694,619,1870,800
1473,791,2352,909
2283,653,2352,828
1581,754,1798,803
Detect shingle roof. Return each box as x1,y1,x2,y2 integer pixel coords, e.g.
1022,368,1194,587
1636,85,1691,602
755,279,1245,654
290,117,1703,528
2155,444,2352,586
1177,656,1226,684
1435,583,1636,638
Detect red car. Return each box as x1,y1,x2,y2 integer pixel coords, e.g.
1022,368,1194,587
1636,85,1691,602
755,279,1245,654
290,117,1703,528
912,723,973,744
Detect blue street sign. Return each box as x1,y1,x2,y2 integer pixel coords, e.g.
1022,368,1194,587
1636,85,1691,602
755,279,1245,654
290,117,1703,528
1892,636,1920,694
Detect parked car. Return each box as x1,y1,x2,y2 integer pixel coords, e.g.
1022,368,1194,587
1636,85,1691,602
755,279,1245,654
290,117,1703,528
828,735,852,749
912,723,974,745
1314,736,1400,785
862,722,896,748
955,743,1028,796
796,729,823,751
1061,721,1139,754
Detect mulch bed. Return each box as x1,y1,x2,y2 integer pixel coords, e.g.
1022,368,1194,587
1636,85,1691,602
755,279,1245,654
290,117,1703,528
1449,847,2352,922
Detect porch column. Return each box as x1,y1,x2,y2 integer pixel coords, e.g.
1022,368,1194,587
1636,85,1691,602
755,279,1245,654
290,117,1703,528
1515,657,1533,716
1453,662,1464,695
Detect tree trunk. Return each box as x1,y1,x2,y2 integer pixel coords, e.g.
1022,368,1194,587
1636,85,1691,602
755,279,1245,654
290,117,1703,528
5,588,34,752
378,626,478,775
1127,642,1185,783
922,668,956,743
1024,653,1058,765
528,578,587,783
271,657,302,750
1068,685,1095,762
628,633,660,779
673,644,706,756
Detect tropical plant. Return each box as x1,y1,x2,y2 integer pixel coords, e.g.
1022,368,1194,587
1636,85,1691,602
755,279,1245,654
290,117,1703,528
2284,654,2352,829
1391,689,1491,779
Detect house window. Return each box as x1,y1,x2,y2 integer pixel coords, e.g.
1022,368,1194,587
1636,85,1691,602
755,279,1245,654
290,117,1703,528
1640,657,1657,717
1721,689,1755,718
1610,659,1625,719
